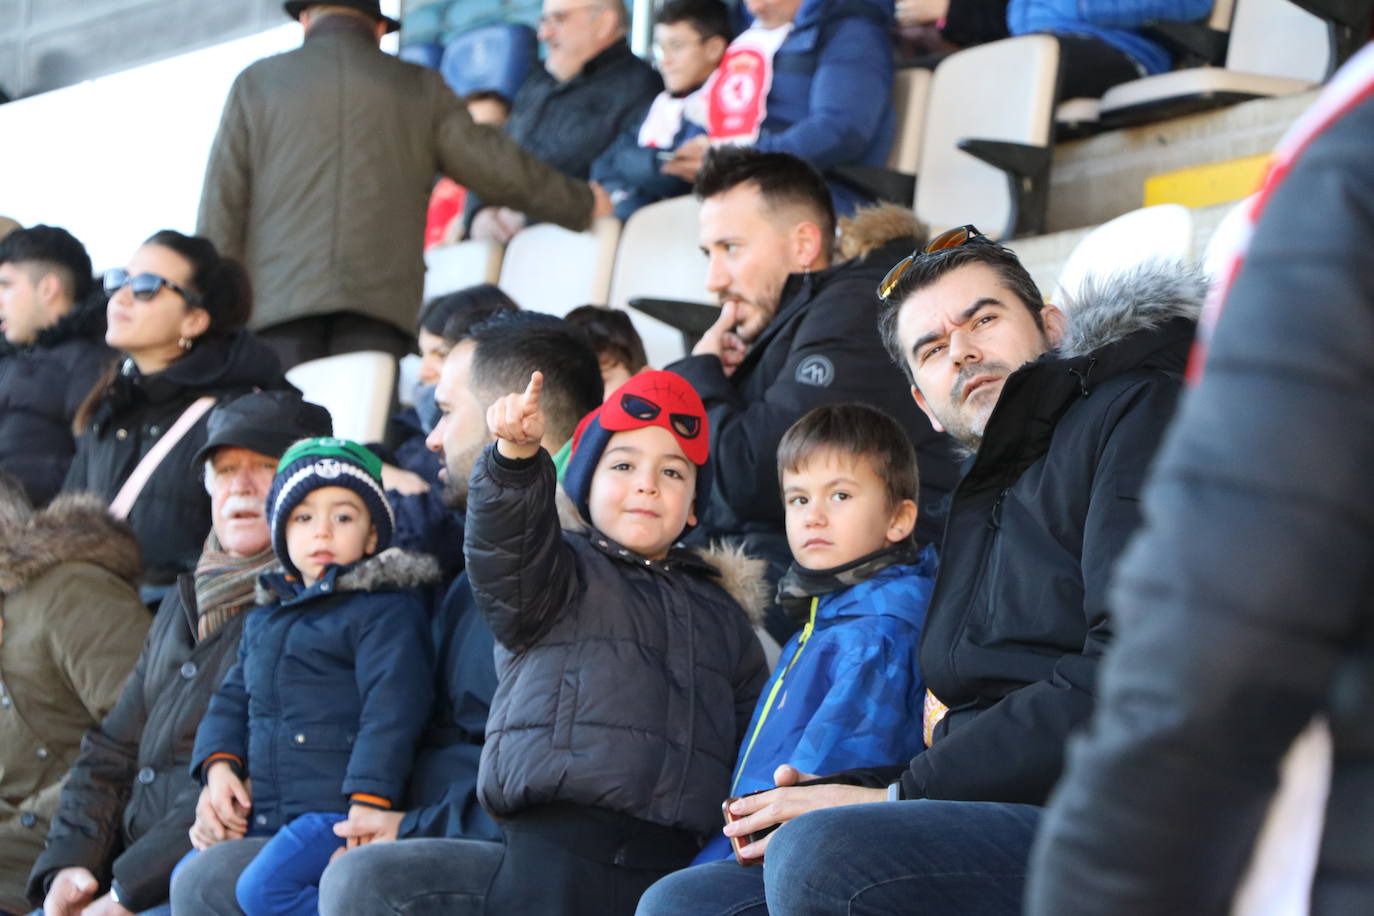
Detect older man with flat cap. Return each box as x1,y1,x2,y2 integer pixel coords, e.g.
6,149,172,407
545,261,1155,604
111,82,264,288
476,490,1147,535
29,391,331,916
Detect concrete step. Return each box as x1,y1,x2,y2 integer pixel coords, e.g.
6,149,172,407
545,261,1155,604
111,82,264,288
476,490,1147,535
1044,89,1316,234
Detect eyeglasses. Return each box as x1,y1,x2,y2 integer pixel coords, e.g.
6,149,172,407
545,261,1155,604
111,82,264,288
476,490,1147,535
539,4,602,28
652,37,705,59
876,224,987,302
621,392,702,439
104,268,202,307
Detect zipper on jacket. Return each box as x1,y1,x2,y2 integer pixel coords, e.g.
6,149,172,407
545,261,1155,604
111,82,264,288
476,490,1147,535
729,597,819,795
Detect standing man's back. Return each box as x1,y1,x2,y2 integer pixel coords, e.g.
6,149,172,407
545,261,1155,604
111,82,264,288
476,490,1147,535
198,1,602,370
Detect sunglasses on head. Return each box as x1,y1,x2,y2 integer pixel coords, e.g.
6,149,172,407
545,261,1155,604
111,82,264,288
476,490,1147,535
104,268,202,307
620,392,702,440
877,224,987,302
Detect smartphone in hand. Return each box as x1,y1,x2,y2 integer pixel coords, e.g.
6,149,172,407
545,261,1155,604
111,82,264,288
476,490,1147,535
722,796,780,867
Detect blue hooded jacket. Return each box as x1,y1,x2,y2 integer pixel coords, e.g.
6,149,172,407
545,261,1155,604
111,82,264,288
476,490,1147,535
191,552,437,832
695,545,937,862
736,0,896,214
1008,0,1213,76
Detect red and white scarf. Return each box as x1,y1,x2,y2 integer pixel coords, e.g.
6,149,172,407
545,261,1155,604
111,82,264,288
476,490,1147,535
705,23,792,145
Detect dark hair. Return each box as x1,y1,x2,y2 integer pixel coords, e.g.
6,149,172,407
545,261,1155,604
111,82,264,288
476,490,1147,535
142,230,253,339
777,403,919,510
655,0,731,40
468,312,604,445
695,146,835,258
563,305,648,373
0,224,94,302
876,240,1045,385
464,89,512,113
417,283,520,341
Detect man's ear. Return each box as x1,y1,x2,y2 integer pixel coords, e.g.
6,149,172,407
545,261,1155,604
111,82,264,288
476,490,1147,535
887,498,918,543
910,384,944,433
792,220,824,271
705,34,728,65
1041,303,1067,348
35,271,64,308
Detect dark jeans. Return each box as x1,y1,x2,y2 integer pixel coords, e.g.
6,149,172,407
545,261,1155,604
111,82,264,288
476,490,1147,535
256,311,414,372
636,800,1042,916
1054,34,1146,100
319,837,501,916
169,836,270,915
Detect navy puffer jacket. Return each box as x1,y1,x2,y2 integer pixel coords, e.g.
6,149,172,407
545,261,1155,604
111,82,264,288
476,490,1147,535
191,550,437,831
464,446,769,837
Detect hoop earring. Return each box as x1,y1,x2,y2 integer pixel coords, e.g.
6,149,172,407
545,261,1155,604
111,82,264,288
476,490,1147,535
178,336,193,351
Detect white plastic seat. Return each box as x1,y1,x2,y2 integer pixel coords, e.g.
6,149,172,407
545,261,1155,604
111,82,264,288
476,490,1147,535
916,35,1060,240
607,196,714,368
1054,204,1195,305
423,240,503,301
887,68,931,174
285,351,396,444
1098,0,1327,122
497,217,621,315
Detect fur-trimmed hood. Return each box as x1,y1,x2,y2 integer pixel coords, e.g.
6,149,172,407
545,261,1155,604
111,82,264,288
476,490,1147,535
256,547,441,605
1056,259,1208,361
0,492,141,594
837,203,925,262
555,483,768,626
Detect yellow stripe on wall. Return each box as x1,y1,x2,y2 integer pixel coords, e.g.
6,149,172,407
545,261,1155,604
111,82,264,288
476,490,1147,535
1144,154,1271,209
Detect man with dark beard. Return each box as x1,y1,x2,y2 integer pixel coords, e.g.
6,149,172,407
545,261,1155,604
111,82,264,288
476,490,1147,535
321,313,603,875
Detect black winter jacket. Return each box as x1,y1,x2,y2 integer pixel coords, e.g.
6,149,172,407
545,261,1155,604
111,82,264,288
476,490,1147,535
838,262,1203,804
1026,84,1374,916
465,41,661,228
191,551,437,831
28,574,246,913
0,295,116,506
464,446,769,837
63,332,288,586
669,232,960,557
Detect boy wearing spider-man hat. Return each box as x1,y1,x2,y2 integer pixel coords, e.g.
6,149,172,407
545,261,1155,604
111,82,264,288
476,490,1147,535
461,369,768,916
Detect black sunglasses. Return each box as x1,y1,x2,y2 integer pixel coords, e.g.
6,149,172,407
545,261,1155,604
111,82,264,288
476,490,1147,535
620,392,702,439
876,224,987,302
104,268,202,307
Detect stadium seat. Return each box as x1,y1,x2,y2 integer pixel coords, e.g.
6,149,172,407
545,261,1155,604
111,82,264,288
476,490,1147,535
1053,204,1195,304
498,217,621,316
423,240,504,301
286,351,397,444
440,23,536,101
400,2,452,44
915,35,1060,239
399,41,444,70
607,196,714,368
887,68,931,175
1097,0,1329,124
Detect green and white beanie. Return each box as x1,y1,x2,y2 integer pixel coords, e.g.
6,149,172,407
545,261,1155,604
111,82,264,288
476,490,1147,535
267,437,394,578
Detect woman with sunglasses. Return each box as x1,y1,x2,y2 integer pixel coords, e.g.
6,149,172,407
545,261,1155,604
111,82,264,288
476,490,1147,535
64,230,290,602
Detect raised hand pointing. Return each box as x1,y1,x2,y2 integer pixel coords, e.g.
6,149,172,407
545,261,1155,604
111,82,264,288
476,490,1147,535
489,370,546,460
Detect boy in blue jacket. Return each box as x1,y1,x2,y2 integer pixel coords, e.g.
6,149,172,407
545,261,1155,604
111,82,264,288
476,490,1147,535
184,438,436,916
695,402,937,863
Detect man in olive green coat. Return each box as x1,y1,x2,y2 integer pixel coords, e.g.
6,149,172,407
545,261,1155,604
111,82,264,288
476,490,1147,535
197,0,610,370
0,478,148,916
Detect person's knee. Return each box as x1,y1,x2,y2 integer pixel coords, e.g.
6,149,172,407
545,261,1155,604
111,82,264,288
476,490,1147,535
319,846,376,913
234,865,273,916
170,845,243,914
635,869,695,916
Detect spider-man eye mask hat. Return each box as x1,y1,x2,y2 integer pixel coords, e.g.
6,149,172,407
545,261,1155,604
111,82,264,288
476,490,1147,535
563,370,713,529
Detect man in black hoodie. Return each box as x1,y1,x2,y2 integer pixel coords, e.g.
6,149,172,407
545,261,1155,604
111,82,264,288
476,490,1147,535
0,225,113,505
640,239,1204,916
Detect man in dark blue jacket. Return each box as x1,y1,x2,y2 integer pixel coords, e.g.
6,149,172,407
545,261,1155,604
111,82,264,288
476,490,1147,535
591,0,729,221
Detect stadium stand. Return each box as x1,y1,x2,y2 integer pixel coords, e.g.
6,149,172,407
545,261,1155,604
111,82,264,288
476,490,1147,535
285,351,397,443
495,218,622,316
438,23,537,100
423,239,505,301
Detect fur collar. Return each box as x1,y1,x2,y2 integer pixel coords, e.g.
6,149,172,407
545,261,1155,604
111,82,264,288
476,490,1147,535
0,493,141,594
255,547,441,604
837,203,924,262
557,482,769,626
1056,259,1208,360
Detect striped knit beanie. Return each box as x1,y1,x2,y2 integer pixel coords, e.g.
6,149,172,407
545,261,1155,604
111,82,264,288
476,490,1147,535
267,437,394,579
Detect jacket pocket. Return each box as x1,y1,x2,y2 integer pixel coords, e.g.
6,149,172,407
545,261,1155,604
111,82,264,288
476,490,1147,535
551,671,579,750
284,723,357,753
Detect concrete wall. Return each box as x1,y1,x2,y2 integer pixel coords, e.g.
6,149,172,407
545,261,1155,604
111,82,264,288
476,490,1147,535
1,0,291,99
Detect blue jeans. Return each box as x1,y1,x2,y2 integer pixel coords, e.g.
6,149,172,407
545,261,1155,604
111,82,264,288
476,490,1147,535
636,800,1042,916
235,812,347,916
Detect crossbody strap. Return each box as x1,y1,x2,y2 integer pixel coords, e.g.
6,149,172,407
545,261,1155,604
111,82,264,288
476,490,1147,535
109,395,217,521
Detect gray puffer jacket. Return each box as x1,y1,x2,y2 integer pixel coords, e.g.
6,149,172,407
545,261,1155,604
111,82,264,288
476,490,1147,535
464,446,769,837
